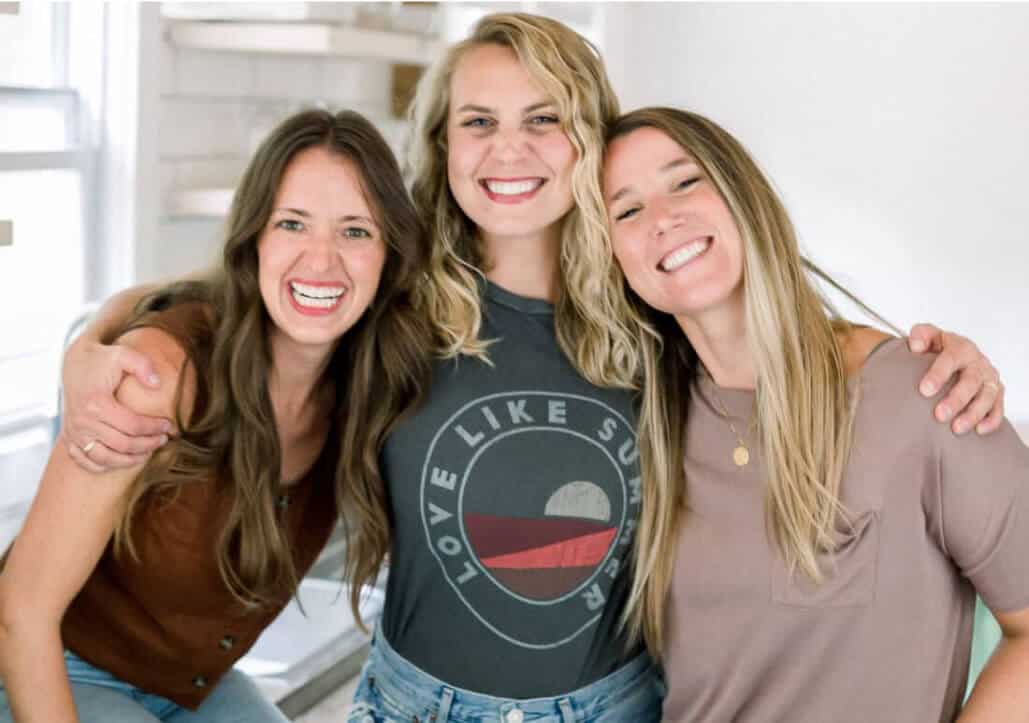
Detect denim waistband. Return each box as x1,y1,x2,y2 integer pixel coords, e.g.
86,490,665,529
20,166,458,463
359,626,662,722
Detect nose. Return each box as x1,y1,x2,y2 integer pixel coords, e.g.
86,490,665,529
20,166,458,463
649,196,682,239
491,125,528,163
304,228,339,272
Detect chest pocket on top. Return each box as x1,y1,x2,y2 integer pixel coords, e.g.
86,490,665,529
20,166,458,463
770,509,880,608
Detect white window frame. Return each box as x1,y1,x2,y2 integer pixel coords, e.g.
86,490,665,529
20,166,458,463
0,2,89,430
0,3,156,543
0,2,159,436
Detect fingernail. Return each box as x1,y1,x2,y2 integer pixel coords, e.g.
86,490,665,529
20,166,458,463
159,434,169,445
976,423,987,435
161,421,173,433
954,420,967,435
921,381,936,396
911,339,926,352
148,373,160,387
937,404,951,421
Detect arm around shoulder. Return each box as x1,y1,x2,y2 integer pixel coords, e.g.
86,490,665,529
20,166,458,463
110,326,195,428
60,280,210,463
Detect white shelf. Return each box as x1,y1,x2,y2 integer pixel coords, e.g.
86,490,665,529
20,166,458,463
168,20,442,65
167,188,233,218
161,2,360,23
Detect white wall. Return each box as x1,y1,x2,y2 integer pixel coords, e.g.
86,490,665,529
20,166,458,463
609,3,1029,423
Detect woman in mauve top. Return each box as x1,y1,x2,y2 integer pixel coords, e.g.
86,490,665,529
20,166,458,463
603,107,1029,722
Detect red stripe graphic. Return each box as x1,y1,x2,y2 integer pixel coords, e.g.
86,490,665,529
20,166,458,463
480,528,617,570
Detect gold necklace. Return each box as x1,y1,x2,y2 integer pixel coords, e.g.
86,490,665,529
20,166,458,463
707,387,758,467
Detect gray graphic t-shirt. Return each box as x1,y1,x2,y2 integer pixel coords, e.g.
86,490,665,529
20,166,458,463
380,281,645,697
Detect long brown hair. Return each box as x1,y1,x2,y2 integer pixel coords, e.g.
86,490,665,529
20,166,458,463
609,108,896,656
114,109,432,624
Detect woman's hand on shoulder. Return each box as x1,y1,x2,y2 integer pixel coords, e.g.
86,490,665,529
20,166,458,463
62,334,174,473
908,323,1004,436
108,327,192,428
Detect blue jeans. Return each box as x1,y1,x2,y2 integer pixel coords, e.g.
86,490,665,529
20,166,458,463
0,651,288,723
348,628,664,723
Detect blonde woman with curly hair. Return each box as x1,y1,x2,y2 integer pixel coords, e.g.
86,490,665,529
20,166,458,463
603,107,1028,722
346,14,663,721
54,13,1005,723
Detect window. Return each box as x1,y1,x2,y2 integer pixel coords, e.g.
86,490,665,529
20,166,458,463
0,3,91,427
0,2,103,546
0,2,62,88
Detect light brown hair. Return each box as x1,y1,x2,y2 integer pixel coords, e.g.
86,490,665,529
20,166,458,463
608,107,895,656
115,109,432,626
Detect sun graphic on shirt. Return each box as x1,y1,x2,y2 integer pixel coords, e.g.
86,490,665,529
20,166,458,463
543,480,612,521
464,480,617,601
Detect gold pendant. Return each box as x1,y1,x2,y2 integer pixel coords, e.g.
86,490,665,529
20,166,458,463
733,445,750,467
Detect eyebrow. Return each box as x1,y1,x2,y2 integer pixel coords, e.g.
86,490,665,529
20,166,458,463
273,208,378,226
607,157,696,204
454,101,556,115
661,157,694,173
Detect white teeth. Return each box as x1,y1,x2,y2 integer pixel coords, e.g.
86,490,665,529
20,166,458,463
290,281,345,299
290,282,345,309
291,291,340,309
484,179,542,195
660,238,711,272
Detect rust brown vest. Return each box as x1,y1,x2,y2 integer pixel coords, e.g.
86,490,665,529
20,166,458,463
61,302,338,709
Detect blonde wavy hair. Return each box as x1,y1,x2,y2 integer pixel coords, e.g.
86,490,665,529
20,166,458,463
607,108,897,656
407,12,639,385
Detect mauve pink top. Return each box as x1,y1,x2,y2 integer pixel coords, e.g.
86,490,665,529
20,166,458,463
663,338,1029,722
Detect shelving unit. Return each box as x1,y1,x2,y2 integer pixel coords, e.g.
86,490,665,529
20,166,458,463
161,2,361,23
168,20,442,65
162,3,606,226
163,7,441,220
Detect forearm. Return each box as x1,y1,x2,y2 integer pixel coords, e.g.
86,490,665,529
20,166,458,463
76,284,159,348
75,263,214,347
0,623,78,723
958,634,1029,721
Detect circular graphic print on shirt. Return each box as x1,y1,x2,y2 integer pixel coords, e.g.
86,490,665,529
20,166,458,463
420,391,641,650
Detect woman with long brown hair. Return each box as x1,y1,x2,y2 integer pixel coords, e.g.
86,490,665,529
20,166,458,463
603,107,1029,722
48,13,1005,723
0,109,431,723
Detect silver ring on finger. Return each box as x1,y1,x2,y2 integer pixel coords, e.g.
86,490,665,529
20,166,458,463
81,440,97,454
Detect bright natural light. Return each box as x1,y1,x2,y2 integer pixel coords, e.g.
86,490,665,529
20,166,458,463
0,170,85,419
0,2,60,88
